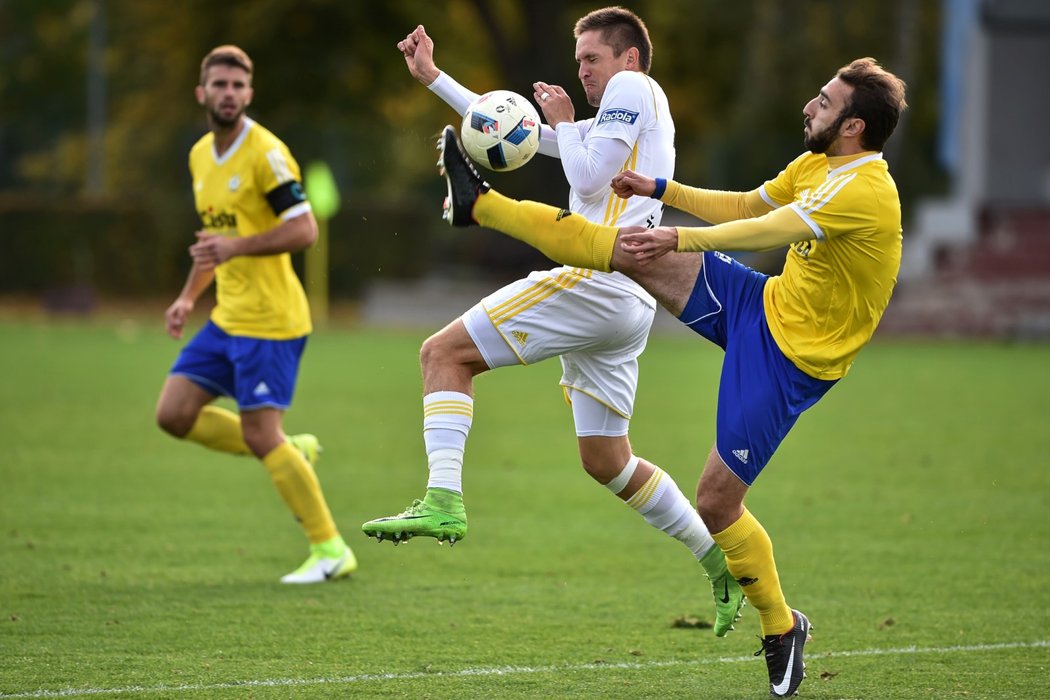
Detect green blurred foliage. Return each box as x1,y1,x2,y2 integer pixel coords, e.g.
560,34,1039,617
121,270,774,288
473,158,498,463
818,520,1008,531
0,0,945,298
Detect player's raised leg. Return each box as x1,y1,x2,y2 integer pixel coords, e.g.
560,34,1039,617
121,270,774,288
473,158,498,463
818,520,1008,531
438,125,618,271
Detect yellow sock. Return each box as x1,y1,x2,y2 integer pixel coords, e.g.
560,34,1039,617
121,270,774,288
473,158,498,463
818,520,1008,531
712,509,794,636
186,406,250,455
473,190,616,271
262,441,338,544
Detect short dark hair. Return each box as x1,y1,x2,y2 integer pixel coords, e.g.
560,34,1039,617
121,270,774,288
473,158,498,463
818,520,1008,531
199,45,253,86
836,57,908,151
574,6,653,73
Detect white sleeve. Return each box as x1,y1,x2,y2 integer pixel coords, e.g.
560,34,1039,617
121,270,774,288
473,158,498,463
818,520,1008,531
536,119,591,159
555,122,633,198
430,73,566,164
427,71,480,116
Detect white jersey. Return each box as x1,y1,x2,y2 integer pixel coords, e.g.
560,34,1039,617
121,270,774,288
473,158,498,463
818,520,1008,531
428,69,676,424
554,70,675,305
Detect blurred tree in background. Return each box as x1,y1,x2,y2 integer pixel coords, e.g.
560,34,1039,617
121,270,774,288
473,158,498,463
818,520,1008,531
0,0,945,302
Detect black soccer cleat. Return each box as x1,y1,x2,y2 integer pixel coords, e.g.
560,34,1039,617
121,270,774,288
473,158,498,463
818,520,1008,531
755,609,812,697
437,125,489,227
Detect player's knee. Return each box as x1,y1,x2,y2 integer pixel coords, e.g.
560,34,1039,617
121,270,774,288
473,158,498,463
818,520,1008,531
695,491,717,524
239,425,275,459
155,404,193,439
696,489,741,532
577,437,632,484
420,331,469,372
419,334,443,371
579,456,608,483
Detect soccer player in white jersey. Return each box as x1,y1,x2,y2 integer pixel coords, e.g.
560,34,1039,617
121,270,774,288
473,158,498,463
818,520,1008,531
436,58,908,698
155,46,356,584
362,8,745,636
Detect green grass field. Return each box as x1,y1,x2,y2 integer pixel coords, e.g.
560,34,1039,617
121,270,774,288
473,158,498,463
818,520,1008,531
2,318,1048,699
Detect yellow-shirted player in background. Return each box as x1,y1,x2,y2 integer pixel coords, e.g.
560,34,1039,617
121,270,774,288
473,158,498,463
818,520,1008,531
155,45,356,584
435,57,907,697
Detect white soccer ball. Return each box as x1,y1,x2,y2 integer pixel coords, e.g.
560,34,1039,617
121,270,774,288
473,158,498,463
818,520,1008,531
461,90,541,172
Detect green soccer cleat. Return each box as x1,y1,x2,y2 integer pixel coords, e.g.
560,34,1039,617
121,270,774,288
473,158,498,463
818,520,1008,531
280,536,357,584
700,545,747,637
361,488,468,545
288,433,323,466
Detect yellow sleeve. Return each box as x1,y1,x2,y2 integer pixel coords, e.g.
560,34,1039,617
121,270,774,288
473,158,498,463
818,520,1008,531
662,180,772,224
676,204,815,252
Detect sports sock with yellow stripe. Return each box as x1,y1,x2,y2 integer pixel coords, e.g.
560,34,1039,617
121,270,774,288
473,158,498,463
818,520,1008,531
609,457,717,559
422,391,473,494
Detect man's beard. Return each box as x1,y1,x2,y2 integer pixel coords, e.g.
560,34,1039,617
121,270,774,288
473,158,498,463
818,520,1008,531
805,111,849,154
209,104,243,128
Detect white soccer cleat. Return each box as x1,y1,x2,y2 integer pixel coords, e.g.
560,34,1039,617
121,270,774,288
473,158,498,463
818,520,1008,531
279,546,357,584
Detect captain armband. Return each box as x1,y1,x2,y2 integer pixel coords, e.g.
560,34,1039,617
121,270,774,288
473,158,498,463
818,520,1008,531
265,180,308,217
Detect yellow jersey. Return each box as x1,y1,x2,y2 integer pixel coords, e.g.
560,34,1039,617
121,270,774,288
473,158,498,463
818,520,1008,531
189,117,312,339
759,151,902,379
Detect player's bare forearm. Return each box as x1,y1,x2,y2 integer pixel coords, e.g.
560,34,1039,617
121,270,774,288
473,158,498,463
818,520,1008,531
178,262,215,301
166,264,214,338
238,212,317,255
191,212,317,269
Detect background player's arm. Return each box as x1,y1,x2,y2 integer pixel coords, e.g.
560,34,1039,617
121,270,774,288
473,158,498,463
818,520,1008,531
190,211,317,271
620,205,815,264
164,262,215,339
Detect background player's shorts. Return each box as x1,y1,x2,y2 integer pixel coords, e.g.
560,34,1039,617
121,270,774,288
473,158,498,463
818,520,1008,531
170,320,307,411
462,267,655,421
677,251,837,485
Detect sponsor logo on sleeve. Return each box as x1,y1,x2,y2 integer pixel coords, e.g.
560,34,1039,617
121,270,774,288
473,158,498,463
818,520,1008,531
597,108,639,126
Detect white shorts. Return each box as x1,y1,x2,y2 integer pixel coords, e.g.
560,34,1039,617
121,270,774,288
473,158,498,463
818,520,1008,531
462,267,655,423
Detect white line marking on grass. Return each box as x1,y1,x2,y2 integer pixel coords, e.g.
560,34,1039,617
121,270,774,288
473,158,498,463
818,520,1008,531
3,640,1047,698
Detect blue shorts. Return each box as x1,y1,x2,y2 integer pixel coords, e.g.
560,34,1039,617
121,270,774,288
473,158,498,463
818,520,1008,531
170,320,307,411
677,251,837,485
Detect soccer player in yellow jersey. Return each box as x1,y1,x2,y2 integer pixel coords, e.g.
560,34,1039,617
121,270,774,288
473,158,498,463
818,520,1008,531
435,57,907,697
155,45,356,585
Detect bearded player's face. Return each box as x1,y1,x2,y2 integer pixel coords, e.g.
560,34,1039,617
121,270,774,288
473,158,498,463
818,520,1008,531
198,64,253,128
802,77,853,154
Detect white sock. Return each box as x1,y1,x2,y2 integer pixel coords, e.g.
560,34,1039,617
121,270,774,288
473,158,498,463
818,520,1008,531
422,391,473,493
624,464,715,560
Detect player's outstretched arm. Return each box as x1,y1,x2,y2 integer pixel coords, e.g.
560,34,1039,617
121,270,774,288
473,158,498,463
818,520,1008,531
620,205,815,262
614,170,772,225
398,24,439,86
